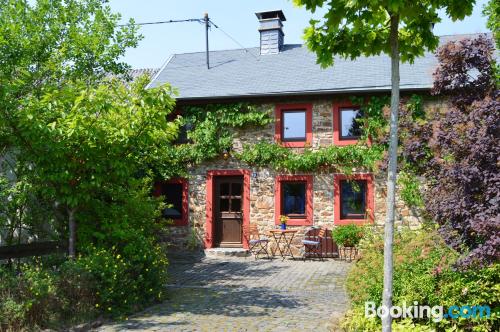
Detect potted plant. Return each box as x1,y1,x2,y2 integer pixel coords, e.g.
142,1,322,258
331,224,364,260
279,215,288,230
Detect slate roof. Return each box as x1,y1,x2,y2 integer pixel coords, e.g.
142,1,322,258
148,33,487,101
129,68,159,80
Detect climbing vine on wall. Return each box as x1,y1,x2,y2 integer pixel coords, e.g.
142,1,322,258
236,141,384,173
156,96,397,178
153,103,274,179
237,96,389,173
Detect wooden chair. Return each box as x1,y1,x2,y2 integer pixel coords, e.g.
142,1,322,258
245,224,270,259
302,227,326,261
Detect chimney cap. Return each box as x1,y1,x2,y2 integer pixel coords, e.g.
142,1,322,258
255,10,286,22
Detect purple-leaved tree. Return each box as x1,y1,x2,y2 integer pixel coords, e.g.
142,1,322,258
404,35,499,267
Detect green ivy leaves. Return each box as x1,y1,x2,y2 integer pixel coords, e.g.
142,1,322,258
237,141,384,173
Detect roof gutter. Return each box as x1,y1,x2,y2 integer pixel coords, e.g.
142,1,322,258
173,85,432,102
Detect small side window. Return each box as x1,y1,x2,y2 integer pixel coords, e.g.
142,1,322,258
153,179,188,226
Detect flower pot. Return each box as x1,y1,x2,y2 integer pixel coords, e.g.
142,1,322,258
280,223,286,230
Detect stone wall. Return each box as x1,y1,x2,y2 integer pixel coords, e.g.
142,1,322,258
171,97,432,250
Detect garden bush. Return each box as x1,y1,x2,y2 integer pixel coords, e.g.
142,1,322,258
74,239,168,316
0,236,168,330
331,224,365,247
0,257,96,331
342,228,499,331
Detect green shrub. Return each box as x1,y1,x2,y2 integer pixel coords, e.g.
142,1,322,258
0,259,96,331
0,232,168,330
332,224,365,247
343,228,499,331
75,237,168,316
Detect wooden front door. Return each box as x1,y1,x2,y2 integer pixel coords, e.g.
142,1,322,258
214,176,243,247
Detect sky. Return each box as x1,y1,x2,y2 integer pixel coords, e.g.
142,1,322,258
108,0,491,69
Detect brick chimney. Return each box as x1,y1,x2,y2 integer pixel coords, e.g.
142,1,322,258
255,10,286,55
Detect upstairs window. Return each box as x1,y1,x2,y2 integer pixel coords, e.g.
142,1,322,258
333,101,368,146
339,108,363,140
174,122,193,144
282,110,306,141
275,104,312,147
168,110,192,145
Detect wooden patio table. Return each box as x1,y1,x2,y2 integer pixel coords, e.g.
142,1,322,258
268,229,298,260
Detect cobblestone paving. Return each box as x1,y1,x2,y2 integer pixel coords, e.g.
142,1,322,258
96,256,351,332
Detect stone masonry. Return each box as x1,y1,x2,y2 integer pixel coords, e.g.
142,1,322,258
170,96,430,250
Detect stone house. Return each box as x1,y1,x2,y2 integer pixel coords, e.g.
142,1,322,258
147,10,464,254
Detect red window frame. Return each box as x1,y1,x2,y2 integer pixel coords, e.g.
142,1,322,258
275,103,312,147
334,173,374,225
275,175,313,226
153,178,189,226
333,100,370,146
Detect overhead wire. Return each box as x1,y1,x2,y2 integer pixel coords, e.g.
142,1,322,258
208,19,259,60
117,16,259,61
117,18,204,27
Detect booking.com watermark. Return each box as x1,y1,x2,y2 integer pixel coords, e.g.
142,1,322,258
365,301,491,322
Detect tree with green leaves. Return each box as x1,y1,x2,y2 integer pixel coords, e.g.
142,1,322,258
484,0,499,47
14,76,178,257
0,0,180,257
293,0,475,330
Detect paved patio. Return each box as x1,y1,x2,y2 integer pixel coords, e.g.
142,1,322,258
96,255,351,332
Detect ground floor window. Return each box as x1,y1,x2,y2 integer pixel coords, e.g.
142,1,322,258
334,174,374,225
153,178,188,226
340,180,367,219
275,175,313,226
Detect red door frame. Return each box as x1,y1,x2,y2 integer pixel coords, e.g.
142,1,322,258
205,169,250,249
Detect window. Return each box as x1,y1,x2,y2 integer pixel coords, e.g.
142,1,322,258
340,180,366,219
219,181,242,212
275,175,313,225
275,104,312,147
333,101,368,146
339,108,363,139
282,110,306,141
334,174,374,225
168,109,192,145
153,178,188,226
175,124,190,144
282,182,306,218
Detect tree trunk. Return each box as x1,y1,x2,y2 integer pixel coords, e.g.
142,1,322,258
382,14,400,332
68,207,77,258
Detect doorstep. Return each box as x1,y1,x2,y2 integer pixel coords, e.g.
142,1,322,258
204,247,249,258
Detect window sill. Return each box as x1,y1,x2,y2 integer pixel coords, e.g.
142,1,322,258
284,218,313,226
169,219,189,227
279,141,310,148
335,138,360,146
